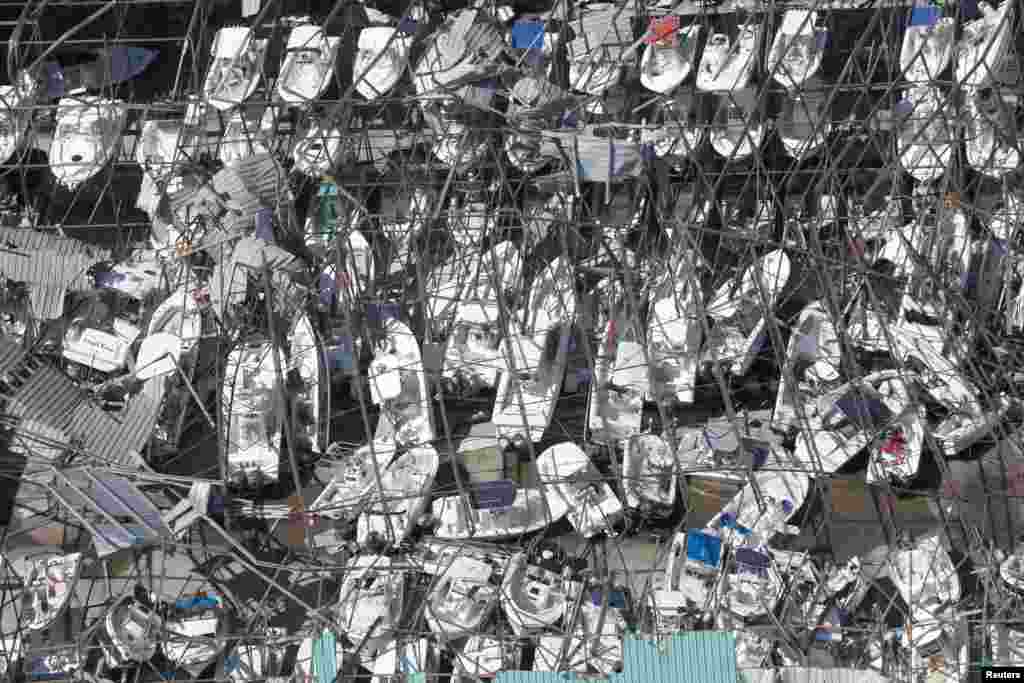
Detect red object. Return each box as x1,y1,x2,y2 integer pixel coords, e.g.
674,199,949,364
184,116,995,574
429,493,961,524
879,493,896,515
942,479,962,498
1009,463,1024,496
645,16,680,46
849,238,867,259
191,288,210,305
606,319,617,353
336,271,351,289
879,431,906,465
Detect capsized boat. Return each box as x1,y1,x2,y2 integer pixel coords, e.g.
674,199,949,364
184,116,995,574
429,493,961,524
50,95,126,189
955,0,1015,88
203,26,267,110
431,486,569,540
501,552,569,635
640,23,703,94
719,545,786,620
765,10,824,90
492,257,575,444
369,317,435,447
621,434,677,515
103,591,163,666
424,555,499,640
696,22,762,92
648,250,703,404
278,23,340,105
653,529,723,632
336,554,404,661
536,441,624,538
900,7,955,84
357,445,439,548
19,553,83,632
897,87,954,182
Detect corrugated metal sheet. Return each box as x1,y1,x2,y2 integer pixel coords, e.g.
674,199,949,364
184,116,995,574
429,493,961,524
6,364,81,431
0,246,98,319
497,632,737,683
0,338,25,375
778,668,892,683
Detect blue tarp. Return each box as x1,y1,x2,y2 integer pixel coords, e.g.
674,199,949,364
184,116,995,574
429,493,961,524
685,530,722,568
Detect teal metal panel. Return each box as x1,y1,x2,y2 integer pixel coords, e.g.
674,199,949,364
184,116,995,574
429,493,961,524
496,632,736,683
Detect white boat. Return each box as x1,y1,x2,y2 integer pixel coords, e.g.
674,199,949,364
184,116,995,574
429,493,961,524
648,251,703,404
289,313,327,456
62,316,140,375
492,257,575,443
705,249,791,376
163,596,225,674
357,445,439,548
709,471,805,549
766,10,824,90
50,95,126,189
644,92,704,161
19,553,82,632
336,555,404,661
653,529,723,632
956,0,1015,88
887,534,961,652
278,23,340,105
413,10,503,96
103,593,163,665
897,87,954,182
777,87,830,160
424,556,499,640
431,486,569,540
586,278,645,443
355,27,412,101
536,441,624,538
998,545,1024,594
501,553,568,635
696,23,762,92
223,339,281,489
568,40,622,95
293,122,347,177
964,88,1021,176
203,27,267,110
710,92,765,160
455,636,522,679
621,434,677,515
138,286,204,383
719,545,785,620
865,374,925,486
312,441,396,522
218,111,268,166
0,76,34,165
369,318,435,447
900,9,955,84
773,301,841,431
640,23,703,94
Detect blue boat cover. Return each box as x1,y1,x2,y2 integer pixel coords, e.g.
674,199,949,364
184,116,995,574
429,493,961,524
473,480,517,510
685,530,722,568
591,589,628,608
734,547,770,576
909,6,940,27
511,20,545,50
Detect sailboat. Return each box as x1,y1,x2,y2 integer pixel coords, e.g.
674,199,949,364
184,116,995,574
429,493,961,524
424,556,499,640
696,21,762,92
900,7,955,84
536,441,624,538
431,485,569,540
369,317,435,447
312,441,396,522
719,545,786,620
103,592,163,666
864,373,926,486
621,434,677,516
705,249,792,377
887,534,962,661
653,529,723,632
501,552,569,634
897,87,954,182
357,445,439,548
336,555,404,661
203,27,267,110
587,277,647,443
292,122,347,177
277,23,340,105
492,257,575,443
709,471,806,548
49,95,126,189
765,10,824,90
19,553,83,632
355,26,412,101
162,593,226,674
640,23,703,94
218,111,268,167
955,0,1015,89
773,301,841,431
648,250,703,405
